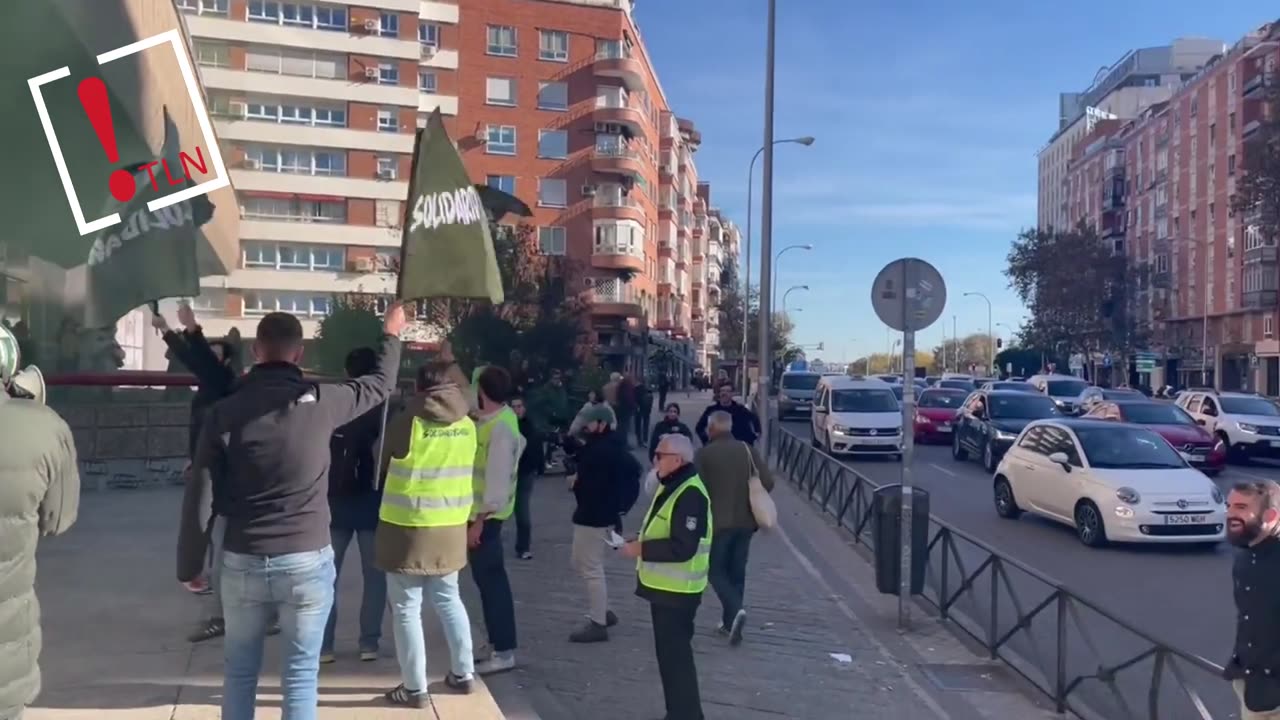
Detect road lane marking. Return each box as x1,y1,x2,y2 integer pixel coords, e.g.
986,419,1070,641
928,462,958,477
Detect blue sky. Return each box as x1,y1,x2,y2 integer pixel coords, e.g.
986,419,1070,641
634,0,1276,365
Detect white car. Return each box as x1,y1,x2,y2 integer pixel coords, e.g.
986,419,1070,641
810,376,903,460
1176,390,1280,461
992,418,1225,547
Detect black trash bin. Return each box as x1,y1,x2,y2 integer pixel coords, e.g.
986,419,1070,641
872,484,930,596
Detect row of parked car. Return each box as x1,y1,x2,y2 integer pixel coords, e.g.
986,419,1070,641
776,370,1275,547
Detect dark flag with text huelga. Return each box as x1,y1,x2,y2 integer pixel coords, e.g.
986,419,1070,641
82,107,213,327
397,109,503,304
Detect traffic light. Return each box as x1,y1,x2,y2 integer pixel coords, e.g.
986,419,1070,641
996,338,1003,349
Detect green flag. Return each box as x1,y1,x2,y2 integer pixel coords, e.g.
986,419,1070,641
82,108,211,328
398,110,503,304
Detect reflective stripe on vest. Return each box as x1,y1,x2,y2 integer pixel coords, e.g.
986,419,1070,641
636,474,713,595
472,406,520,521
379,417,476,528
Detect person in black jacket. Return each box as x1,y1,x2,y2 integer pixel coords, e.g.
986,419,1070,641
568,404,637,643
177,306,405,720
621,433,709,720
153,301,245,643
511,395,543,560
694,384,761,446
634,380,654,447
320,347,388,664
1224,480,1280,717
649,403,694,461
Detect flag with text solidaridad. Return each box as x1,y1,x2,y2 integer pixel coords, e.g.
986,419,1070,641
83,107,213,328
398,109,503,304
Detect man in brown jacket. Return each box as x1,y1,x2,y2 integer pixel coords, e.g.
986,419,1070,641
375,361,476,707
693,410,774,646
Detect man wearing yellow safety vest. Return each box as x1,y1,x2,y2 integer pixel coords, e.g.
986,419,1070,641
621,433,710,720
373,360,478,707
468,366,525,675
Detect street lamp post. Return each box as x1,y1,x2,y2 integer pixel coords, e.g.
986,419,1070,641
755,0,785,457
891,338,902,373
964,291,993,376
771,243,813,321
741,137,815,396
780,284,807,370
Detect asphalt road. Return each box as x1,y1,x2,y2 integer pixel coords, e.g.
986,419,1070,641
777,416,1280,719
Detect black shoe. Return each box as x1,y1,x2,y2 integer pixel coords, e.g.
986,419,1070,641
187,617,225,643
605,610,618,627
569,620,609,643
384,683,428,708
444,672,475,694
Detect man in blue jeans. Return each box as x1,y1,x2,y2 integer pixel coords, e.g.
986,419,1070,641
177,306,405,720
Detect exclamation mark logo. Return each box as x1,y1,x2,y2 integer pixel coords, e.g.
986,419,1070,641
76,77,136,203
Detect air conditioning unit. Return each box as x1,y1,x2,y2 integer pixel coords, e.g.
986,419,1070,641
420,45,436,59
377,168,397,180
363,67,379,79
242,158,261,170
362,19,379,32
353,257,375,273
228,101,246,118
581,185,596,197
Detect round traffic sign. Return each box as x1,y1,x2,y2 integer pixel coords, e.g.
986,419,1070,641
870,258,946,332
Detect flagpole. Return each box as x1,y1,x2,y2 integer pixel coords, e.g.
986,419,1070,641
373,126,427,489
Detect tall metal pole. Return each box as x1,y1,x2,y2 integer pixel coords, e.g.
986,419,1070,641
1202,240,1210,388
756,0,777,456
952,315,958,372
741,149,760,395
898,260,917,629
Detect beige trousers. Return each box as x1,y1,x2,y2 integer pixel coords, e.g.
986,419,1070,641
570,524,610,626
1235,680,1280,720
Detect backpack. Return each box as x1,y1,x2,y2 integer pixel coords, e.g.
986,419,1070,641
615,451,643,516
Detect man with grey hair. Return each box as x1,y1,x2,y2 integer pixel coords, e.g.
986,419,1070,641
695,410,774,646
1225,480,1280,719
621,432,709,720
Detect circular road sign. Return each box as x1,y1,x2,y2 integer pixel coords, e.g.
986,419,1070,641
870,258,946,332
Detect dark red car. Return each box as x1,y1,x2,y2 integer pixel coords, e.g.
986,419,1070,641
914,388,970,443
1083,400,1226,475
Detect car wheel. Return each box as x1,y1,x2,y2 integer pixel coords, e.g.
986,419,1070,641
890,453,902,462
983,442,998,473
1074,501,1108,548
993,476,1021,519
952,432,968,461
1217,432,1243,464
810,432,821,448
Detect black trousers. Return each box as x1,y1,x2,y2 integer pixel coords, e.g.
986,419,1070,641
513,471,535,555
635,408,652,446
650,602,703,720
469,519,517,652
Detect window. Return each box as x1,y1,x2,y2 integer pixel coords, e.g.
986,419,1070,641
377,63,399,86
242,196,346,223
538,129,568,159
418,22,440,47
1267,316,1275,339
487,25,517,57
1229,154,1236,175
244,100,346,127
539,30,569,62
245,47,342,79
539,178,567,207
375,200,400,228
418,71,438,94
247,2,346,30
485,125,516,155
245,146,347,176
376,109,397,133
243,292,332,317
376,156,397,178
487,175,516,194
378,12,398,38
486,77,516,106
243,243,345,271
538,81,568,111
538,227,567,255
177,0,229,15
194,41,230,68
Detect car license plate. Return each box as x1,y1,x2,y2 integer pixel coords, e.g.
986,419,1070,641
1179,452,1206,463
1271,440,1280,448
938,423,951,431
1164,514,1207,525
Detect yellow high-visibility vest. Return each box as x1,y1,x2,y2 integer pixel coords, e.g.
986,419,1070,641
472,406,519,521
379,417,476,528
637,474,713,594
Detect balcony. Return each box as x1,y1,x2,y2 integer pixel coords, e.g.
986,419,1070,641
1243,71,1269,99
595,89,646,133
185,14,419,61
595,43,645,91
1245,244,1279,265
240,218,400,248
1152,270,1171,289
199,66,417,108
591,145,646,178
214,118,415,154
591,234,644,272
592,193,646,224
691,319,706,341
1243,289,1279,309
589,278,642,317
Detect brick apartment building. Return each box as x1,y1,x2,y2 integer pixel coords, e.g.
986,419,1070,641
1062,20,1280,392
177,0,734,375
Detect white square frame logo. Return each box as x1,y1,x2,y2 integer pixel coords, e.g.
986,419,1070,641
26,29,229,237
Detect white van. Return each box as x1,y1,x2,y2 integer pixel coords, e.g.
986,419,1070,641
810,376,903,460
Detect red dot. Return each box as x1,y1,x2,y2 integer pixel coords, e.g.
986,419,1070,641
108,169,135,203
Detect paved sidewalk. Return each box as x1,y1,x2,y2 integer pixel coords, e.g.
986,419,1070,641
486,394,1052,720
27,489,504,720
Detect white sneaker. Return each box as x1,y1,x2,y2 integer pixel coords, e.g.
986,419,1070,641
475,650,516,675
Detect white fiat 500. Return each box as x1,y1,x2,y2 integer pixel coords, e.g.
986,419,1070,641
992,418,1225,548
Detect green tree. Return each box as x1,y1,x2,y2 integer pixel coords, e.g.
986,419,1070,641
931,333,995,373
312,295,384,375
715,265,793,362
1231,81,1280,246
